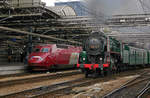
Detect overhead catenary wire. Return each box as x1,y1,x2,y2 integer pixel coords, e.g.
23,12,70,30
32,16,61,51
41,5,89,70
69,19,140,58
138,0,150,13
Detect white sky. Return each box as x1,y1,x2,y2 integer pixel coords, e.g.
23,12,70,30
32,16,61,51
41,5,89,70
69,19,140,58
41,0,80,6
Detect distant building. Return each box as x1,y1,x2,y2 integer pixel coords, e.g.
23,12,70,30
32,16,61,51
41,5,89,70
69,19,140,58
47,5,76,16
55,1,89,16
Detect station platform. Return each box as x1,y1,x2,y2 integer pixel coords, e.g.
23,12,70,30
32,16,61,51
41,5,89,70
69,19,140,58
0,63,27,75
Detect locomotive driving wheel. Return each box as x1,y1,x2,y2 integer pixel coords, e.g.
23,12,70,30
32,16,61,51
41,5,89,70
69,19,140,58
85,69,90,78
111,55,120,73
105,66,111,76
111,58,118,74
85,71,89,78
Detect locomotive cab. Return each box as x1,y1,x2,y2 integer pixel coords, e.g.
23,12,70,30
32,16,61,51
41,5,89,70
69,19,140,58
29,47,50,62
28,45,53,71
28,44,82,71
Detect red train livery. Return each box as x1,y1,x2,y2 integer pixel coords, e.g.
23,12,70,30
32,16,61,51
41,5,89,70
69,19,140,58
28,44,82,71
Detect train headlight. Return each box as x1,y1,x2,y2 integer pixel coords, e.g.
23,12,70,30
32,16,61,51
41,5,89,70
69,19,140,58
100,58,103,61
83,58,85,61
30,56,43,61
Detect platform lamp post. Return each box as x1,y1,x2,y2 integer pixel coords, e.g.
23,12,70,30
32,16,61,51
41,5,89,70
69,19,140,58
24,28,33,64
28,28,33,54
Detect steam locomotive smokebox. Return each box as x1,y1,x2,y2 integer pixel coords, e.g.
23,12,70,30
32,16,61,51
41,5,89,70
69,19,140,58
84,32,105,55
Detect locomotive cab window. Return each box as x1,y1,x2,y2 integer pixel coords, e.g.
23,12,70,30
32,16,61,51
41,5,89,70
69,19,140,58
33,48,40,53
41,48,49,53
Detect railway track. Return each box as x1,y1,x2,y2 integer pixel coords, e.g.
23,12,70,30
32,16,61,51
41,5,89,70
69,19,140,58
1,69,147,98
1,68,150,98
0,69,79,79
103,71,150,98
0,77,102,98
0,72,30,79
0,70,81,88
137,81,150,98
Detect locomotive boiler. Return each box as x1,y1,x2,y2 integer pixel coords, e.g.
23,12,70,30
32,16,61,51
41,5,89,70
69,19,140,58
83,32,106,64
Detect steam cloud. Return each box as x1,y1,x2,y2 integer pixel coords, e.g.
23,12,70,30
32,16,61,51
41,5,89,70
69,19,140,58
85,0,147,20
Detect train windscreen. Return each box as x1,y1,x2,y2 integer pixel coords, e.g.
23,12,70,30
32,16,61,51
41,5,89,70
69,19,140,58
41,48,49,53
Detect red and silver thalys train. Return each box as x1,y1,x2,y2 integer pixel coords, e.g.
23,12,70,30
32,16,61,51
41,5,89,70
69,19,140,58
28,44,82,71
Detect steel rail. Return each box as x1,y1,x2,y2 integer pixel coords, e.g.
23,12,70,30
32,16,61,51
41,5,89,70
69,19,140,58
103,71,149,98
137,81,150,98
0,78,89,98
0,70,81,88
29,78,101,98
1,68,149,98
0,73,110,98
29,71,150,98
0,72,30,79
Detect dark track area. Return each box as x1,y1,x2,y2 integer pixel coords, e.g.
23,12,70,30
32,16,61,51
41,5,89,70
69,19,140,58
0,67,78,79
0,69,81,88
0,72,30,79
1,75,121,98
0,67,150,98
103,71,150,98
137,81,150,98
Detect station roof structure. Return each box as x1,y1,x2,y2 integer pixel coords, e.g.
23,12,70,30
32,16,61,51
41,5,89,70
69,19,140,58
106,14,150,45
0,0,91,52
47,5,76,16
0,0,150,51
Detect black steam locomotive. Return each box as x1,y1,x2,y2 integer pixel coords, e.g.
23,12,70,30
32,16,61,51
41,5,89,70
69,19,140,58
77,31,150,78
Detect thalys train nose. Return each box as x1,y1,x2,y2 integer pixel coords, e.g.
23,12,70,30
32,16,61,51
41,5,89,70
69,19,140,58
28,56,44,63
